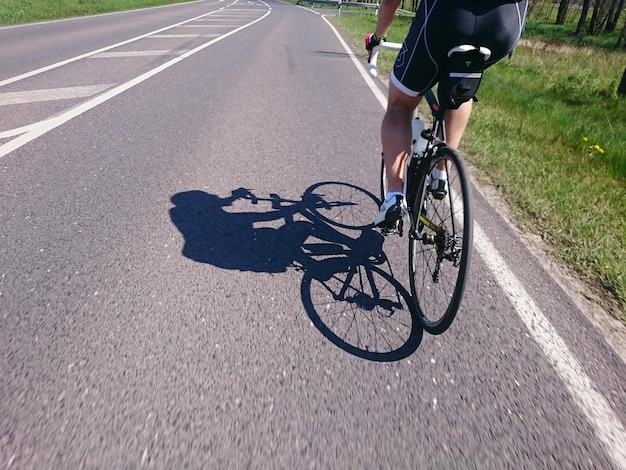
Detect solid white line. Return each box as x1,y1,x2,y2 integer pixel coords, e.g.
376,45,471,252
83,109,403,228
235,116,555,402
473,225,626,469
322,14,626,470
0,4,271,160
0,123,38,139
0,85,112,106
320,15,387,108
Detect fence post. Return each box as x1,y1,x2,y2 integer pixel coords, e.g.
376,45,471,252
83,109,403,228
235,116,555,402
618,67,626,97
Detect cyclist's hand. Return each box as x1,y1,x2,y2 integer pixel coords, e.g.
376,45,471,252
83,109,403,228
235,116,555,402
365,33,386,63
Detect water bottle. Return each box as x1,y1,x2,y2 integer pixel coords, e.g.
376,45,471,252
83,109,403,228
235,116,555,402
411,118,427,157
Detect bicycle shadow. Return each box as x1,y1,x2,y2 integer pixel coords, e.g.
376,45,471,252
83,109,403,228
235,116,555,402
169,182,422,361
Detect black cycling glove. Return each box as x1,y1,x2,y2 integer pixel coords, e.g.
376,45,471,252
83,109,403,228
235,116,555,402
365,33,386,63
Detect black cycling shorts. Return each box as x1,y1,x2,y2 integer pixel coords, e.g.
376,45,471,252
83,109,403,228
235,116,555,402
392,0,528,96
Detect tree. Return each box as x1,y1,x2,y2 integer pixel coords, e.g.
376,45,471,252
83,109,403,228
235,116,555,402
576,0,592,35
618,68,626,96
587,0,613,35
605,0,624,32
556,0,570,25
617,15,626,46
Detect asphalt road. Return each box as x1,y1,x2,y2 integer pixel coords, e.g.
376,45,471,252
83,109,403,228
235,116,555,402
1,0,625,467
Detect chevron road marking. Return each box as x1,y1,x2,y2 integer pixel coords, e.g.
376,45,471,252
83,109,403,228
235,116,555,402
0,3,271,160
0,85,112,106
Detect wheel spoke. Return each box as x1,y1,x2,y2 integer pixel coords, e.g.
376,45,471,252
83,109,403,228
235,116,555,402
408,147,473,334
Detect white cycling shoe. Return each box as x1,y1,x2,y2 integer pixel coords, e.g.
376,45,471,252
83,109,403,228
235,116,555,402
374,193,407,228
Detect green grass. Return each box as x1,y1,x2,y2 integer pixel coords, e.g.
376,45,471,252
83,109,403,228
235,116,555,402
522,21,624,49
0,0,194,25
464,48,626,318
331,12,626,321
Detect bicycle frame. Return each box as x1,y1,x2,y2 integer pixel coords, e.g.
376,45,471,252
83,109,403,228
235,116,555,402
369,42,478,334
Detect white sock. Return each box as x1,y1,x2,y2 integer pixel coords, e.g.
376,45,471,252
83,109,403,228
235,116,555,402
431,168,447,180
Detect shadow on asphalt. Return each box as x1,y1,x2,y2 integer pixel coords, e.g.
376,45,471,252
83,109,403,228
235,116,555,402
170,182,422,361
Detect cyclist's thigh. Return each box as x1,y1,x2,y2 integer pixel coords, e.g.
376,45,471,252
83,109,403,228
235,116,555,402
392,0,528,95
474,0,529,66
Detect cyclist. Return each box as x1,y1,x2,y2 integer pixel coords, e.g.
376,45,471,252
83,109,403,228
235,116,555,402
367,0,528,229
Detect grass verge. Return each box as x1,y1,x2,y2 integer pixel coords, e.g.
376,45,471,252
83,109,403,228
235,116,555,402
330,12,626,322
0,0,194,25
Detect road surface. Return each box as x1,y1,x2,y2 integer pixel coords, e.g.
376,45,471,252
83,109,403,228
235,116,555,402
1,0,625,467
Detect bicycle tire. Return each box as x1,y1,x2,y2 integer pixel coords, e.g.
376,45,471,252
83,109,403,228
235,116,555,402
305,181,378,231
408,146,473,335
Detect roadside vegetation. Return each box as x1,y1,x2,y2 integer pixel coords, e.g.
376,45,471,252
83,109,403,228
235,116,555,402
1,0,625,321
0,0,194,25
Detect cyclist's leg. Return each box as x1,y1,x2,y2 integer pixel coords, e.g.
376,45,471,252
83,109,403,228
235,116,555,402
432,100,472,188
444,100,472,150
380,84,422,194
374,83,422,228
383,0,446,204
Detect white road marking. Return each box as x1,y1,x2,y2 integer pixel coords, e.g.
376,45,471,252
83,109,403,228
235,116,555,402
148,34,206,38
194,17,252,21
0,123,38,139
0,3,271,160
182,24,241,27
0,0,210,29
473,225,626,469
321,14,626,470
0,6,242,88
91,50,187,58
0,85,112,106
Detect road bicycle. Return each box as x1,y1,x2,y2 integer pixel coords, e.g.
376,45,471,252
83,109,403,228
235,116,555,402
369,42,489,334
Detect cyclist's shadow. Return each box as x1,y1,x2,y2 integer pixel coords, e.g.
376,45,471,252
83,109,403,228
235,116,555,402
170,183,422,361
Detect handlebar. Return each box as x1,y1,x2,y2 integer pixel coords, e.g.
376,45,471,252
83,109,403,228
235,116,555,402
368,42,492,78
368,42,401,78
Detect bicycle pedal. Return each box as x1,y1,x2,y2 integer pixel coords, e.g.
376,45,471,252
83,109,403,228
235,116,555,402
379,219,403,237
430,179,447,200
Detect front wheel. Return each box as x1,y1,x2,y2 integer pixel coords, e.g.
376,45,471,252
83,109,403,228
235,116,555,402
408,146,473,335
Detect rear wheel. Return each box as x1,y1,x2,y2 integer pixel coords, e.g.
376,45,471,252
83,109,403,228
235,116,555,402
408,146,473,335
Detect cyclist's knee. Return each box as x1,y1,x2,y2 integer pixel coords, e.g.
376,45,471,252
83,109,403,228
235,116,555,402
387,82,421,113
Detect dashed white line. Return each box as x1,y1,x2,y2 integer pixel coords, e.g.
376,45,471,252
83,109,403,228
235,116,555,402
148,34,208,38
91,50,187,58
182,24,241,27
